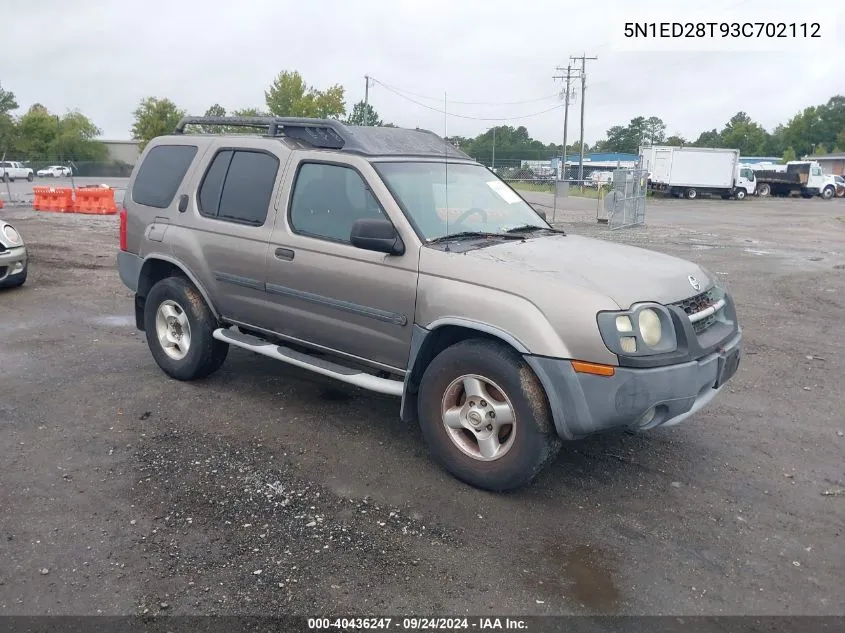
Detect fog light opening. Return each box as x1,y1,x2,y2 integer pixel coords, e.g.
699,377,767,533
636,407,657,429
12,262,23,273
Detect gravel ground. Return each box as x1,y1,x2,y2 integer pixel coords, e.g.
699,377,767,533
1,196,844,617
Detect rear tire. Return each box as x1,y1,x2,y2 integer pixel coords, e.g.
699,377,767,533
685,188,697,200
757,183,771,197
417,339,561,492
143,276,228,381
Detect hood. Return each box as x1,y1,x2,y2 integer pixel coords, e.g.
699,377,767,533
423,234,712,309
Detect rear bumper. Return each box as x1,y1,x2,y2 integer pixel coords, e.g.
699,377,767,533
525,330,742,440
0,246,27,283
117,250,142,292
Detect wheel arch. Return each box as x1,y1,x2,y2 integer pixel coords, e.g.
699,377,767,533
399,319,529,424
135,255,219,330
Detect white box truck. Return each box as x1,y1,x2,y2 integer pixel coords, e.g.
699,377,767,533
639,146,755,200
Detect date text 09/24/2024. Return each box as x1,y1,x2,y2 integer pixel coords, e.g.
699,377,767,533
307,617,529,630
624,22,821,38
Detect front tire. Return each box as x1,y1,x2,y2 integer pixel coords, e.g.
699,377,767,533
143,276,228,381
734,189,747,200
417,339,561,491
685,188,697,200
821,186,835,200
27,173,34,182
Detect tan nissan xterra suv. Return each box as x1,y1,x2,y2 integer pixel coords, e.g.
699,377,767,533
117,116,742,491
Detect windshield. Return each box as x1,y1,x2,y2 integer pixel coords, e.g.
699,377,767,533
375,162,548,241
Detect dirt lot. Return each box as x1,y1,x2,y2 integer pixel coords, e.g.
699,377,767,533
1,196,844,617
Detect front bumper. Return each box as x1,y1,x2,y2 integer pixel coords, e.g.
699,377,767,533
526,330,742,440
0,246,27,284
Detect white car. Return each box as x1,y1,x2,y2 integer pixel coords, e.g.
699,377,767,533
0,219,27,288
589,170,614,188
37,165,73,178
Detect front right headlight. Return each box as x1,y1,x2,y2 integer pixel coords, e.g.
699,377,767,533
597,303,677,357
638,308,662,346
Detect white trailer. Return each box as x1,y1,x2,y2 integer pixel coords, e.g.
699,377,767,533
639,146,755,200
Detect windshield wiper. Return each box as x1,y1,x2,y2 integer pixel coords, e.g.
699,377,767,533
428,231,526,243
504,224,566,235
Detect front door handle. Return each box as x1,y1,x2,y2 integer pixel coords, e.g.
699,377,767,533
274,247,295,261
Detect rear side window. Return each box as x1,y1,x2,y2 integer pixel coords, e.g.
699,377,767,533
132,145,198,209
197,149,279,226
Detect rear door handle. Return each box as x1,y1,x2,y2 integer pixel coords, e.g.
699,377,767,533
274,247,295,261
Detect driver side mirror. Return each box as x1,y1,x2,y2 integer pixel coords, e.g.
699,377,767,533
535,208,547,220
350,218,405,255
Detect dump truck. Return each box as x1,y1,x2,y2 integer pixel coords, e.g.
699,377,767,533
753,160,837,199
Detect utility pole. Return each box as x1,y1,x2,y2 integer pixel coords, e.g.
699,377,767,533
570,53,597,183
553,64,579,182
492,127,496,170
363,75,370,126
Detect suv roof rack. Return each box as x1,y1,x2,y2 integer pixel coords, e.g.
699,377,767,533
172,116,472,160
173,116,348,149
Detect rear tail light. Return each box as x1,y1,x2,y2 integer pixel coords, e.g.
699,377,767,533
119,205,128,251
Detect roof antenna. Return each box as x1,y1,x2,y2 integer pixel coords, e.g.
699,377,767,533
444,91,450,248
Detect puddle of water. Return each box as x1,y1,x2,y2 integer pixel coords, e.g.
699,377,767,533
744,248,772,256
90,315,135,327
535,543,621,612
690,244,716,250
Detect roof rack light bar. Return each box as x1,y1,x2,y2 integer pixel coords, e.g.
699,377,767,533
173,116,348,149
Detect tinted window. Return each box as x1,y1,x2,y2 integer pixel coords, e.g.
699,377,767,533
132,145,197,209
216,151,278,226
290,163,386,242
198,150,233,217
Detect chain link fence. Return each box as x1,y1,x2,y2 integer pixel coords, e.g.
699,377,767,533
598,169,648,230
2,158,133,178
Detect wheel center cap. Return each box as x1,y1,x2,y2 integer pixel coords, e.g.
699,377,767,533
468,411,483,426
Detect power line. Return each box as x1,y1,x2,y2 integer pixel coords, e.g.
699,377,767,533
373,80,565,121
369,78,560,106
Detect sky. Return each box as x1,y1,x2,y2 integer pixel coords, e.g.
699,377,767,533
4,0,844,146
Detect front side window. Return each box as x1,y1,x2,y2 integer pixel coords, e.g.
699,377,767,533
375,162,547,241
289,163,387,242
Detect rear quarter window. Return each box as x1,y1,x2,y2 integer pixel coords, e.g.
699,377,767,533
131,144,198,209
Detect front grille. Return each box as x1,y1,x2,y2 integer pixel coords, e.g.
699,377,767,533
673,288,719,335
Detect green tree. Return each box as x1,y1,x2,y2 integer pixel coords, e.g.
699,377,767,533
264,71,346,119
131,97,186,150
14,105,106,162
719,111,768,155
0,82,18,152
346,101,382,126
813,144,827,156
53,111,107,161
643,116,666,145
782,147,797,162
0,82,18,115
15,106,58,161
665,134,686,146
836,130,845,152
692,128,721,147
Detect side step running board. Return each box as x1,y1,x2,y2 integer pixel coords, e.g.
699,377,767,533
212,328,404,397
